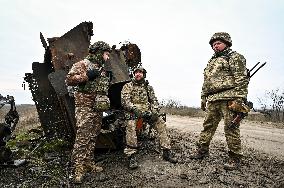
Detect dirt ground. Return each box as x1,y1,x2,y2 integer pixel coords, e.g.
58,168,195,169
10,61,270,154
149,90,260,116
167,115,284,159
1,115,284,187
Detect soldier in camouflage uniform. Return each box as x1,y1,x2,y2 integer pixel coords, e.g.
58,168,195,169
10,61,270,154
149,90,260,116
65,41,111,183
121,67,177,169
191,32,249,170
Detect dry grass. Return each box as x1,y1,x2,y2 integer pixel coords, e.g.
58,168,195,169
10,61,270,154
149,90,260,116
1,104,282,134
0,104,40,133
161,106,205,117
161,106,283,127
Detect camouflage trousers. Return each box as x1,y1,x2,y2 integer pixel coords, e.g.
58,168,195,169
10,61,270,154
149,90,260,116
124,117,171,156
198,100,243,159
72,106,102,169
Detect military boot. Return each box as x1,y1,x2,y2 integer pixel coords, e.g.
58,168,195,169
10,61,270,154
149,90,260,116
190,149,209,160
128,154,138,170
224,158,240,171
162,149,178,164
74,165,85,184
86,162,103,173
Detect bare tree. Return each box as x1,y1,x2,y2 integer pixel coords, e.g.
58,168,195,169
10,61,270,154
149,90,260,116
258,89,284,122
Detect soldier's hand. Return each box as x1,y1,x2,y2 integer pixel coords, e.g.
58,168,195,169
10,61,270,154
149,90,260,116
132,108,142,117
87,69,100,81
142,111,152,119
150,112,159,122
201,100,206,111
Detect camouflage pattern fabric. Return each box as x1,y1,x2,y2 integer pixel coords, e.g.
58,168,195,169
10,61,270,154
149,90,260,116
198,47,248,160
65,55,109,173
66,59,109,95
198,101,242,159
201,48,249,102
209,32,232,47
71,106,102,169
121,79,160,113
121,79,171,156
124,117,171,156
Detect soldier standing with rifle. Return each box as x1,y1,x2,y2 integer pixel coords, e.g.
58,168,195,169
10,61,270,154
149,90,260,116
191,32,250,170
65,41,111,183
121,67,177,169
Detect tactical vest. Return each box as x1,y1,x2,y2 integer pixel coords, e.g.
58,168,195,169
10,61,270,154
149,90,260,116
77,60,110,94
202,51,237,96
129,81,151,111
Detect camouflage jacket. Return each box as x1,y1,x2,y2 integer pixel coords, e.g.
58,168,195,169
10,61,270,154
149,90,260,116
121,79,160,113
201,48,249,102
65,59,109,107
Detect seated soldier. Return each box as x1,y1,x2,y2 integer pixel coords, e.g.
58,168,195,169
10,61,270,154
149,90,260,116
121,66,177,169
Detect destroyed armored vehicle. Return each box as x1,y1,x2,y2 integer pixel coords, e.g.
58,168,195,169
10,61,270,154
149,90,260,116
24,22,142,149
0,94,19,163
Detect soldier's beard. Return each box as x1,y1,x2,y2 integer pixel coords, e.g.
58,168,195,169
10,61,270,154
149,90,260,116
214,47,231,57
134,76,144,83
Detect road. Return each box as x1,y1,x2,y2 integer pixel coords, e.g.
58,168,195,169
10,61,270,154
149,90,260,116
167,115,284,159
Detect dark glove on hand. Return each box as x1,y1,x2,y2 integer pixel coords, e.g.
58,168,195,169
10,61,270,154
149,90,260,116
132,108,142,117
201,100,206,111
150,112,159,122
87,69,100,81
142,111,152,119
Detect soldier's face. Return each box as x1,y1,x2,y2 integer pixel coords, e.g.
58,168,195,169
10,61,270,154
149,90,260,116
212,40,227,52
103,51,110,61
134,70,144,81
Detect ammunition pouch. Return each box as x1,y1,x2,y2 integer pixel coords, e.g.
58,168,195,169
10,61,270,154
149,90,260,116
94,94,110,111
77,76,109,94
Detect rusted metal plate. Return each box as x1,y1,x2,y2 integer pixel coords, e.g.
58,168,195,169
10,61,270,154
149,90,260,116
49,22,93,71
105,50,131,84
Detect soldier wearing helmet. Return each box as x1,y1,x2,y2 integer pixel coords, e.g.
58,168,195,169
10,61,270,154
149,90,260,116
121,66,177,169
65,41,111,183
191,32,249,170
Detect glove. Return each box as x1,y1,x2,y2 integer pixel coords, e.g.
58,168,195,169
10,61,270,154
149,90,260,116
142,111,152,119
87,69,100,81
201,99,206,111
150,112,159,122
132,108,142,117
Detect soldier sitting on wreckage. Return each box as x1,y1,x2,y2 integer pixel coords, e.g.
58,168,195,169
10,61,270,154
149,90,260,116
121,66,177,169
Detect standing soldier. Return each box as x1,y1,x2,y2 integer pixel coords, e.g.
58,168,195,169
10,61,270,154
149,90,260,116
191,32,249,170
65,41,111,183
121,67,177,169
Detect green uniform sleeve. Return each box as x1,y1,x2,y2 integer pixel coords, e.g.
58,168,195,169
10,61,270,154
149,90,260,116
148,85,160,114
121,83,135,111
230,53,249,98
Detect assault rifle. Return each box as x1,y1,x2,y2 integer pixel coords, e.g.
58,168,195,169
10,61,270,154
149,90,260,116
228,62,266,128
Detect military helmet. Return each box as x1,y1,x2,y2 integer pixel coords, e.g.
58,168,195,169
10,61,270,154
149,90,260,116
133,66,147,77
209,32,232,47
89,41,111,54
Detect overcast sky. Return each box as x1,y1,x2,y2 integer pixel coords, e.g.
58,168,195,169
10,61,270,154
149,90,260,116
0,0,283,108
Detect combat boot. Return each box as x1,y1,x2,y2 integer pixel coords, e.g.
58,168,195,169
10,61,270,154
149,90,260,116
162,149,178,164
86,162,103,173
190,149,209,160
74,165,85,184
128,154,138,169
224,158,240,171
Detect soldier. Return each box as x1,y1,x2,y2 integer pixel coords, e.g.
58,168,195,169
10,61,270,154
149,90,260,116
191,32,249,170
121,67,177,169
65,41,111,183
